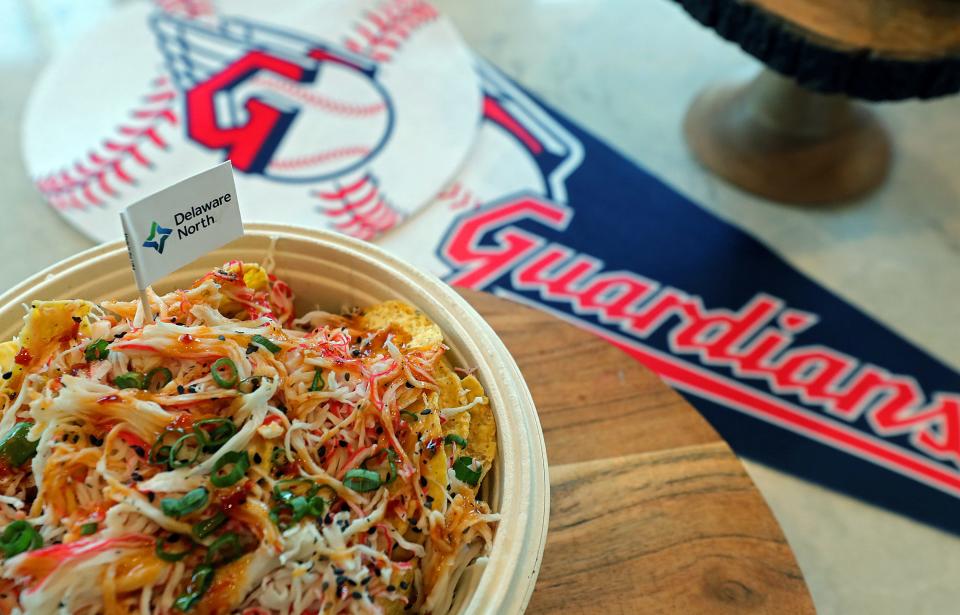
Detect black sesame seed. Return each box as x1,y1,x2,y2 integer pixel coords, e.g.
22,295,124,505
188,385,198,393
344,373,350,381
375,426,383,435
361,576,371,585
338,440,347,448
405,382,413,388
352,591,362,599
387,584,396,592
411,526,422,533
89,435,103,447
1,372,10,380
217,335,226,341
399,581,408,589
373,568,381,577
253,453,263,464
419,477,427,488
147,492,156,502
177,385,185,395
115,331,126,339
367,527,377,535
351,350,360,357
425,496,434,505
317,446,326,457
131,471,143,482
170,317,177,323
420,409,431,415
71,316,81,323
324,514,333,525
132,446,145,457
166,533,179,543
333,567,344,575
246,344,257,355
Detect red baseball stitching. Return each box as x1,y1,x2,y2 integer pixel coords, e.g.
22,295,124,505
33,76,180,212
435,181,482,211
250,75,388,117
344,0,439,63
268,146,373,172
152,0,214,18
313,174,401,240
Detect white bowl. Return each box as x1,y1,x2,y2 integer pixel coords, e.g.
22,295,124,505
0,223,549,615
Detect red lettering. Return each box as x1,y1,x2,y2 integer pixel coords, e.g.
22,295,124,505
575,274,656,316
443,196,571,289
912,396,960,464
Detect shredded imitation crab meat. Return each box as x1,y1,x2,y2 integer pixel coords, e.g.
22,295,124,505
0,262,498,615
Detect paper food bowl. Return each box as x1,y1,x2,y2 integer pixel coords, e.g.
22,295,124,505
0,223,550,615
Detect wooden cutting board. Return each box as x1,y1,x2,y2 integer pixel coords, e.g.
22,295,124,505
461,289,816,614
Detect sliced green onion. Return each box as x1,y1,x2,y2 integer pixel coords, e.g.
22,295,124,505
79,522,98,536
307,496,326,517
204,532,242,566
169,433,201,469
385,449,398,485
251,334,281,354
452,456,481,486
343,469,382,493
210,451,249,488
272,478,318,502
145,367,173,392
161,488,209,519
156,534,194,562
84,339,109,362
193,511,227,540
288,496,311,522
0,423,38,468
0,521,41,558
309,369,324,392
400,411,419,423
193,418,236,449
444,434,468,448
150,428,188,467
114,372,144,390
210,358,238,389
174,564,214,611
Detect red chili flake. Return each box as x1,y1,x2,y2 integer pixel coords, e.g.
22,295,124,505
97,394,120,404
179,334,194,344
171,413,194,430
221,482,251,513
14,348,31,366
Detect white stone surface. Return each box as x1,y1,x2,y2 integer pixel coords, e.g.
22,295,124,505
1,0,958,612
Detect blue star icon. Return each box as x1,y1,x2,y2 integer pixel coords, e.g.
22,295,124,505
142,221,172,254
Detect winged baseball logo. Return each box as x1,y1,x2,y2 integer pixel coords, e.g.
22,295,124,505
150,13,395,182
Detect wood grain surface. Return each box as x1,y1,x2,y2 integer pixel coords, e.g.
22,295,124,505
672,0,960,100
461,289,816,614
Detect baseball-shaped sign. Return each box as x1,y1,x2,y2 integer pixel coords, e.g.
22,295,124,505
24,0,482,242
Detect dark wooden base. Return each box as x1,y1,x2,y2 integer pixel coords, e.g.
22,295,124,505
684,70,892,205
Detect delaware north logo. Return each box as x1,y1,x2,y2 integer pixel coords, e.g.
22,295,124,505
142,221,172,254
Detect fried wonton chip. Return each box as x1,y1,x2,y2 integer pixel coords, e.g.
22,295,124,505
435,357,470,442
380,568,416,614
2,300,93,394
407,392,447,512
360,301,443,350
461,375,496,483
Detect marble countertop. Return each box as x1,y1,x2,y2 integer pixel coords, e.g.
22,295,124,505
1,0,958,612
